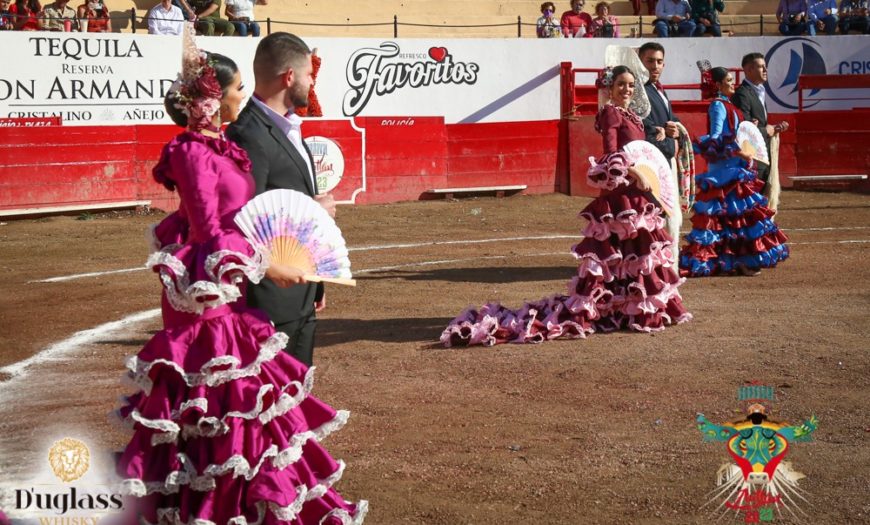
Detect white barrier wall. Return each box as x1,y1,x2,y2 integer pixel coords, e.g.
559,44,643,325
0,32,867,126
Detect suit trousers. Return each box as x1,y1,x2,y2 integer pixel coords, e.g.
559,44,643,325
756,160,771,193
274,313,317,367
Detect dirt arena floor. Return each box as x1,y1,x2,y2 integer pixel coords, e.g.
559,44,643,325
0,190,868,524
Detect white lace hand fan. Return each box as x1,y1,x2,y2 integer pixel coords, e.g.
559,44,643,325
736,121,769,164
622,140,677,217
234,189,356,286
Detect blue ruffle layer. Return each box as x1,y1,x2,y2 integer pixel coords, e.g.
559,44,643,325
693,190,768,217
694,134,741,163
696,158,755,191
680,244,790,275
685,218,781,246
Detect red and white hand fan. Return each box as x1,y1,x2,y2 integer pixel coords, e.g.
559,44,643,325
622,140,677,217
736,121,769,164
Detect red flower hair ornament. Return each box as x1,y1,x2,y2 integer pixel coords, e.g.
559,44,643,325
697,59,718,100
170,23,223,132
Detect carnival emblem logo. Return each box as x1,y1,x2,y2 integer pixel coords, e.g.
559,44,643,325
765,37,827,110
697,384,818,523
48,438,90,483
342,42,480,117
304,136,345,193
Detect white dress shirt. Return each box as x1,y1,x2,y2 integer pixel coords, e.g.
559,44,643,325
147,4,184,35
251,96,316,190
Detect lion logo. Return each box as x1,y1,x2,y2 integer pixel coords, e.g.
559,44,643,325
48,438,90,483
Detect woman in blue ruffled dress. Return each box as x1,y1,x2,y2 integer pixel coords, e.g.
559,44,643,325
679,66,789,277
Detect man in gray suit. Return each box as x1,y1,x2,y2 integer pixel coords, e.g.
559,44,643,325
731,52,789,192
227,32,334,366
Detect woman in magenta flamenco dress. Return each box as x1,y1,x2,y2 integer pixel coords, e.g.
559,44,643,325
441,66,691,347
679,67,789,277
114,49,367,524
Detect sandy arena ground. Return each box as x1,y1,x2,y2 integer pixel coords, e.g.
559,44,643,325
0,190,868,524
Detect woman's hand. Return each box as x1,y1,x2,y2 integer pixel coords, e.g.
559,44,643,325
654,126,666,142
627,167,651,191
266,263,306,288
737,150,753,163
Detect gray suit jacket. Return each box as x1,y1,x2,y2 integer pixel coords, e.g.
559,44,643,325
226,99,322,324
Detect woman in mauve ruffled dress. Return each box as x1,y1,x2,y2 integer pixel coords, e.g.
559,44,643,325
114,44,367,524
441,66,691,347
679,66,788,277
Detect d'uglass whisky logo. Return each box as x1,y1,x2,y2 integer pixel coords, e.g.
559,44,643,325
6,437,124,519
697,385,818,523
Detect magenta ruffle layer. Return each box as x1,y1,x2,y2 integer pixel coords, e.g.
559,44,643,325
441,187,692,347
115,307,367,525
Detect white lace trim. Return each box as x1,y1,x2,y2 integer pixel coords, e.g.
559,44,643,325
320,501,369,525
126,332,288,394
147,244,267,315
121,410,350,497
205,247,269,286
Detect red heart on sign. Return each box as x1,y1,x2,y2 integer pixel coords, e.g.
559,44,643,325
428,47,448,62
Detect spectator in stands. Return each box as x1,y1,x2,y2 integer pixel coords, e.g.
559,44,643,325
631,0,657,15
188,0,235,35
807,0,838,33
225,0,265,37
838,0,869,33
76,0,109,32
9,0,40,30
41,0,76,31
560,0,593,37
537,1,561,37
172,0,196,20
0,0,14,29
148,0,185,35
654,0,697,37
690,0,724,36
776,0,809,35
590,1,619,37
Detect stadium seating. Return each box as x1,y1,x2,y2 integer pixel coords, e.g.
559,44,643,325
108,0,783,37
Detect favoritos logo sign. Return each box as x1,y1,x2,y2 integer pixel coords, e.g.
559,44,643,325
342,42,480,116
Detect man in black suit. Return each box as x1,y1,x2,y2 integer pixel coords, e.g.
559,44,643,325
731,52,789,192
638,41,683,255
227,32,334,366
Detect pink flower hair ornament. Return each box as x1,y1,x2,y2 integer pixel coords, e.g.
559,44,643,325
171,23,223,132
595,67,615,89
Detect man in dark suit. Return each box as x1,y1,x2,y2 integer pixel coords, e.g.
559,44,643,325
638,42,680,164
226,32,334,366
638,42,683,255
731,52,789,192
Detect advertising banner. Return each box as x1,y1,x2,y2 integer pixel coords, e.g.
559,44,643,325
0,32,868,126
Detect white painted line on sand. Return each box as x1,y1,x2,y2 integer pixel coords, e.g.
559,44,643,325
33,267,147,283
357,252,566,274
347,234,576,252
0,309,160,382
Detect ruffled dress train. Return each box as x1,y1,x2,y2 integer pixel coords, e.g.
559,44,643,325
441,152,692,347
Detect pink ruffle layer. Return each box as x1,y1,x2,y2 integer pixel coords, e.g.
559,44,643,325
116,308,366,525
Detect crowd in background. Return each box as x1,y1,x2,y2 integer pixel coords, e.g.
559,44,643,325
536,0,870,38
0,0,268,36
0,0,867,36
